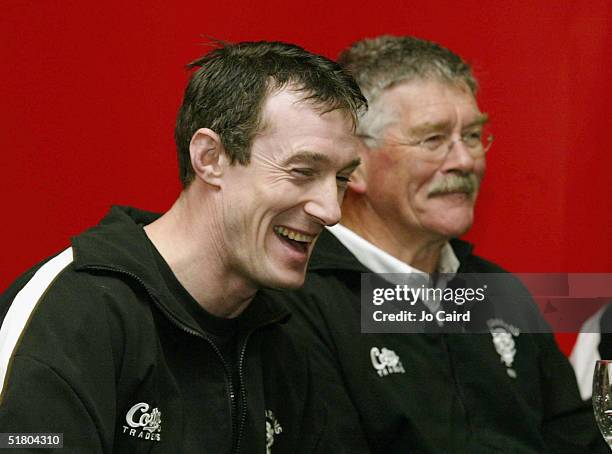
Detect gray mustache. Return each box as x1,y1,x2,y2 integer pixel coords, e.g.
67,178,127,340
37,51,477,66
428,174,478,196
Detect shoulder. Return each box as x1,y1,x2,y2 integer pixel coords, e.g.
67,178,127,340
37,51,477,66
452,241,531,295
7,248,151,319
464,254,508,273
452,240,509,274
0,247,155,369
268,270,360,328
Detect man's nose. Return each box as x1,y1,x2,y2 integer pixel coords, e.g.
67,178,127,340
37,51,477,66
443,139,479,172
303,178,342,227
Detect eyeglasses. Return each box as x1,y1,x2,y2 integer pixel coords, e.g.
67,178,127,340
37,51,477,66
360,129,494,162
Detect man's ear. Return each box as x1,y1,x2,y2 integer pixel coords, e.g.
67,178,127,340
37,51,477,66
189,128,227,187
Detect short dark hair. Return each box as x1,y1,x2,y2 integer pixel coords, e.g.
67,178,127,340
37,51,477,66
337,35,477,103
175,40,367,187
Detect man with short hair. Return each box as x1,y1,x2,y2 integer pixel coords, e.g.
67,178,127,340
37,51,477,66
0,41,365,453
277,36,606,452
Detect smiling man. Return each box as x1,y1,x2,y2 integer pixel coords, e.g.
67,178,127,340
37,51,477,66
0,41,365,453
276,35,606,453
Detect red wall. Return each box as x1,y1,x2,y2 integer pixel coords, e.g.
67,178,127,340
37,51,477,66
2,1,611,354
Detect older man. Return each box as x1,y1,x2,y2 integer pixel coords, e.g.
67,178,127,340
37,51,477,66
0,41,365,453
278,36,605,453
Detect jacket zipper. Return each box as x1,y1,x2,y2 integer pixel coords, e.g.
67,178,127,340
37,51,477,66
232,316,288,452
234,330,253,453
86,265,242,453
233,319,287,452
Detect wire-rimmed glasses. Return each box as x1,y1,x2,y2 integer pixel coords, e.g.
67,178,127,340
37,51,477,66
359,129,494,163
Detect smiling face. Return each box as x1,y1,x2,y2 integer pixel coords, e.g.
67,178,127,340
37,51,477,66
364,80,487,242
219,88,361,289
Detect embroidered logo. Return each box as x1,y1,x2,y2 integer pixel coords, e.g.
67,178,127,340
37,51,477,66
122,402,162,441
370,347,406,377
487,318,520,379
265,410,282,454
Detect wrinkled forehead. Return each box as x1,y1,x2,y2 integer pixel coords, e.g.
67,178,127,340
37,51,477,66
260,84,358,134
253,88,362,165
259,87,355,135
371,79,483,132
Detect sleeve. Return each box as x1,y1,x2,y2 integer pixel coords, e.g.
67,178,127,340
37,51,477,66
295,338,369,454
476,266,607,452
284,289,371,453
538,331,609,453
0,356,107,453
0,256,117,453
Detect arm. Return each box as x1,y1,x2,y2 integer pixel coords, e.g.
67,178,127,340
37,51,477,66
0,355,107,453
0,254,116,453
279,289,371,453
538,332,609,453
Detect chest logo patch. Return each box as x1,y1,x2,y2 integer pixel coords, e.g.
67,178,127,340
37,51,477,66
265,410,282,454
487,318,520,379
122,402,162,442
370,347,406,377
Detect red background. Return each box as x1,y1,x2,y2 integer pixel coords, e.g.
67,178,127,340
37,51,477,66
2,1,611,354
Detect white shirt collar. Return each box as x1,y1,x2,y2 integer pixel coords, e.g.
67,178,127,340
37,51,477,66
327,224,460,276
326,224,461,317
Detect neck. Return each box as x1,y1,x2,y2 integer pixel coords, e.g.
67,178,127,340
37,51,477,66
341,196,446,274
144,187,257,318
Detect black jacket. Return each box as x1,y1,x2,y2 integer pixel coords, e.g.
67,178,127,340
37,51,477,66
0,206,331,453
272,230,606,453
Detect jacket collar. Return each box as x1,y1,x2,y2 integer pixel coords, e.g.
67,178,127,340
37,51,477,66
308,229,475,273
71,206,289,334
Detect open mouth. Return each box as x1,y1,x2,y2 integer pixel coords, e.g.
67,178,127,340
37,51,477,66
273,226,315,254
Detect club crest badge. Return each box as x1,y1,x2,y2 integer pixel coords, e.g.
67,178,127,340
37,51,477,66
122,402,162,441
370,346,406,377
265,409,282,454
487,318,520,379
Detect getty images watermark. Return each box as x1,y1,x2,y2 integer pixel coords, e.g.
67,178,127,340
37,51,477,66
360,273,612,334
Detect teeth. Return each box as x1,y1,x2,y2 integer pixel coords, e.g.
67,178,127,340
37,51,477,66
274,226,314,243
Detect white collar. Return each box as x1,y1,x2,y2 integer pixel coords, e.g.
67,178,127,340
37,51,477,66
327,224,460,276
327,224,460,314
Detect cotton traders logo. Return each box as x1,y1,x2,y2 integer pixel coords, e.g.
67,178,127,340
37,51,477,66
265,410,282,454
487,318,520,379
122,402,162,442
370,347,406,377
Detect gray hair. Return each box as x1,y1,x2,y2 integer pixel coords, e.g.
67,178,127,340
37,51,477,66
337,35,477,142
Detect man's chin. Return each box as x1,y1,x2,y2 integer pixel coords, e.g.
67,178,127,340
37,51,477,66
259,270,306,290
423,203,474,235
437,225,472,239
426,217,473,240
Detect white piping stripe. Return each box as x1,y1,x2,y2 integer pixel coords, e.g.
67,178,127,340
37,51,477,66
570,305,607,400
0,247,74,395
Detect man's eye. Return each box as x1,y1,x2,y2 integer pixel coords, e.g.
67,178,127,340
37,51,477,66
292,168,315,177
462,130,483,147
419,134,446,150
336,175,352,187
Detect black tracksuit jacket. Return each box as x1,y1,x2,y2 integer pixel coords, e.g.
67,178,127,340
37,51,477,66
0,207,333,453
269,230,607,453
